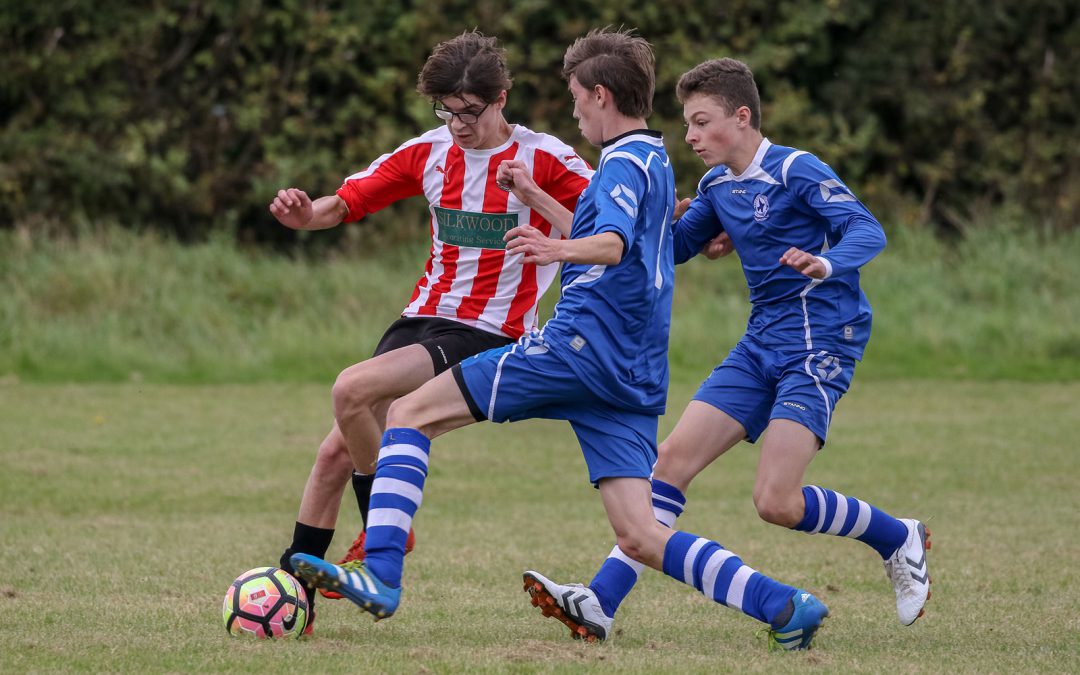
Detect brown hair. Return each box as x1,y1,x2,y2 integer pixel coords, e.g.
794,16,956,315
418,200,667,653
676,58,761,130
417,31,512,103
562,27,655,118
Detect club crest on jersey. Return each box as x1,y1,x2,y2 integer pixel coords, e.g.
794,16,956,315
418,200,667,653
753,193,770,221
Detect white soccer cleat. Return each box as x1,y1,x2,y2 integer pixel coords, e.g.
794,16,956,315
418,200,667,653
883,518,932,625
523,570,613,642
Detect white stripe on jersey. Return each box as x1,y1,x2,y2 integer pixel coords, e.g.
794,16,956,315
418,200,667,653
781,150,809,187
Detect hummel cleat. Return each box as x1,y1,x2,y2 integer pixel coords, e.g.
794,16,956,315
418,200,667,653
290,554,401,620
884,518,932,625
523,570,613,642
767,590,829,650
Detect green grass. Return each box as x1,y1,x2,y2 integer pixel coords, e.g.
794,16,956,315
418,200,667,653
2,380,1078,672
2,219,1079,384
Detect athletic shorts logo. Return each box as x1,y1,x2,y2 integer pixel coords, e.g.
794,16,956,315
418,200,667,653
753,193,770,221
782,401,808,411
814,354,843,381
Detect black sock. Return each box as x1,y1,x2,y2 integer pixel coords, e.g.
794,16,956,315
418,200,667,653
351,472,376,528
280,522,335,575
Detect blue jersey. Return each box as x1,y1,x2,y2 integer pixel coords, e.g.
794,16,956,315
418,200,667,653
541,130,676,414
673,139,886,359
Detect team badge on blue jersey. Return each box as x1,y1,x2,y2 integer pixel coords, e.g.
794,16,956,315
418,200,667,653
753,193,770,221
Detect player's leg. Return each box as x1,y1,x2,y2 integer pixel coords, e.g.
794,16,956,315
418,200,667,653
607,478,827,650
331,399,415,578
764,350,931,625
335,320,512,565
531,477,826,649
332,343,436,474
586,402,746,621
276,425,352,631
586,344,772,621
291,354,490,620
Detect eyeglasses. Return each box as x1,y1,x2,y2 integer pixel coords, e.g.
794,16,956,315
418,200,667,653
433,101,490,125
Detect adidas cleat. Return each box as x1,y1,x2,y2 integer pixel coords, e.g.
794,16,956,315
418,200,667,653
290,554,401,620
884,518,932,625
320,528,416,600
767,590,829,651
523,570,613,642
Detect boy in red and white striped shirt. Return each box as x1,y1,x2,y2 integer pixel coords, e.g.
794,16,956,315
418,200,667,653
268,31,591,629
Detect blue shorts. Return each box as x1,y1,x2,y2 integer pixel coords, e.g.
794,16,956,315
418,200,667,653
693,337,855,446
453,334,657,486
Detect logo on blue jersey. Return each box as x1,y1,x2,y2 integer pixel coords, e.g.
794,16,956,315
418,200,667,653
609,184,639,218
753,193,770,221
818,179,856,203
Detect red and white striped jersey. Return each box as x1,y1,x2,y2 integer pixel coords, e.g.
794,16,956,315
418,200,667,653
336,125,593,339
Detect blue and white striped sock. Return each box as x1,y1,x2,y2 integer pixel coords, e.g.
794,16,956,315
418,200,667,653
361,427,430,588
661,530,794,625
588,480,686,617
794,485,908,558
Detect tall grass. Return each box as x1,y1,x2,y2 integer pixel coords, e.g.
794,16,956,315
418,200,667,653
2,218,1077,383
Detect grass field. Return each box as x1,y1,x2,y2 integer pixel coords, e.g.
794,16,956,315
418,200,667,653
2,379,1078,672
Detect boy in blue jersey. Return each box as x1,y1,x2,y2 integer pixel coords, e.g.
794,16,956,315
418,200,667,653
529,57,932,641
289,32,828,650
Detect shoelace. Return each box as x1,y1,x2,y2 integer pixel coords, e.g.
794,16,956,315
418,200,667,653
757,627,786,652
886,553,916,595
339,559,366,573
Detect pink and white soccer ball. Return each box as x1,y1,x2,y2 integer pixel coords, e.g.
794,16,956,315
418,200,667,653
222,566,308,639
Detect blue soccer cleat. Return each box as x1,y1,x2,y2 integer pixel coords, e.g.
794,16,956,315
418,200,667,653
767,590,829,651
289,553,401,620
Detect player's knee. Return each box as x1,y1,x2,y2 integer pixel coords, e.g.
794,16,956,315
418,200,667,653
753,490,801,527
615,532,649,563
654,440,696,492
331,366,379,417
384,395,420,430
613,521,661,564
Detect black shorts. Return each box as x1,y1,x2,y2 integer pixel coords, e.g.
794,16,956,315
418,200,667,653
372,316,515,375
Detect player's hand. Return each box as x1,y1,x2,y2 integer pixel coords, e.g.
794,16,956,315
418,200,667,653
496,160,539,202
269,188,314,229
780,246,828,279
701,232,734,260
673,196,692,220
505,224,561,266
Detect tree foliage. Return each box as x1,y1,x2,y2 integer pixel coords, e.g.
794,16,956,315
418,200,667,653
2,0,1077,240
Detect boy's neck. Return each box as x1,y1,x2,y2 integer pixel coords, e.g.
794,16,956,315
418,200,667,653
600,117,649,145
727,130,765,175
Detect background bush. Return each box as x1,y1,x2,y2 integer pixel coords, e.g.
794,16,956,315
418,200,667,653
3,0,1078,242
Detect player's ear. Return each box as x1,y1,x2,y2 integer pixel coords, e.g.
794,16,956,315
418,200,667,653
736,105,752,127
594,84,609,108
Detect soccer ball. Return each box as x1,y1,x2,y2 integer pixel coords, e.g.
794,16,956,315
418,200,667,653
222,566,308,639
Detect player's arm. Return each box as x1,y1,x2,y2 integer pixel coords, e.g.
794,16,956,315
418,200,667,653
269,189,348,230
784,155,886,279
496,159,574,237
672,193,725,264
504,227,622,266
